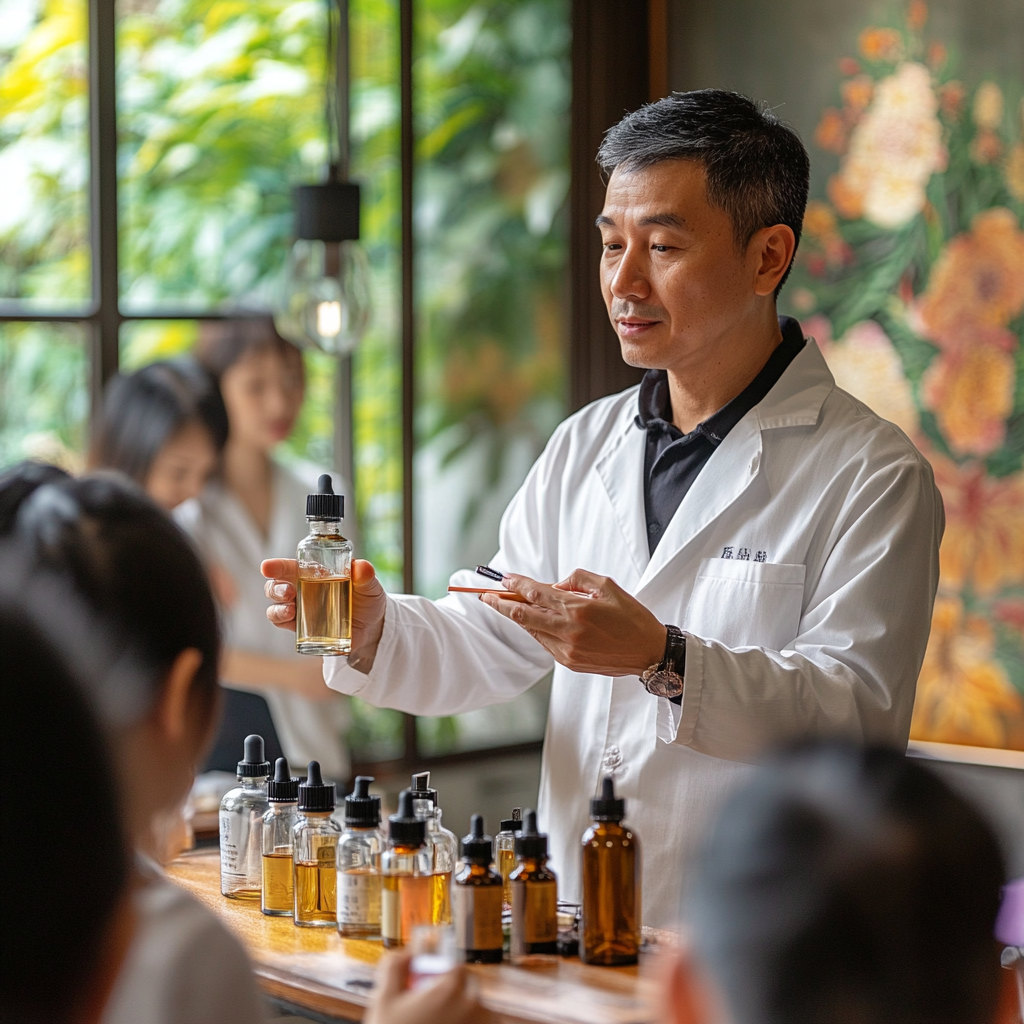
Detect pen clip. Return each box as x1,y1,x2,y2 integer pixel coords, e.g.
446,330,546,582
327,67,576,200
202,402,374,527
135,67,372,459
475,564,505,583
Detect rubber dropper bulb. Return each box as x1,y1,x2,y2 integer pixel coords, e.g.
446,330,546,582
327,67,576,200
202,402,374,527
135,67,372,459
353,775,373,798
471,813,484,839
318,474,334,493
306,760,324,786
244,734,265,763
273,757,290,784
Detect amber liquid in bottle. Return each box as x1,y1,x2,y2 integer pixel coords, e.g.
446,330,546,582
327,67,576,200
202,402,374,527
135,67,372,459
431,870,452,926
510,859,558,957
261,850,294,914
497,847,516,909
296,574,352,655
454,856,503,963
381,871,433,949
295,855,338,925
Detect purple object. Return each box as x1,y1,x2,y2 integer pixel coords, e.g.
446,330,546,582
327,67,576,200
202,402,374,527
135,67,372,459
996,877,1024,946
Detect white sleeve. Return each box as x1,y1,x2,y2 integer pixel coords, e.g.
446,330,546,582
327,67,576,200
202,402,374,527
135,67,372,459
323,422,571,715
666,452,944,761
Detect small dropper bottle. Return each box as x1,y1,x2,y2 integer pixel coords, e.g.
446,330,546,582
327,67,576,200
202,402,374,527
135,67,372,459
454,814,504,963
261,758,300,916
295,475,353,656
336,775,386,938
509,810,558,959
410,771,458,925
381,789,433,948
292,761,341,927
495,807,522,911
581,776,641,965
219,734,271,899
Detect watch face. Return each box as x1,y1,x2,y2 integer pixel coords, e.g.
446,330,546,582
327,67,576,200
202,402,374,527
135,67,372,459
645,671,683,699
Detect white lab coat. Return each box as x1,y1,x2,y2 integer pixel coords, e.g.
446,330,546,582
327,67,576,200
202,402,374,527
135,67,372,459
178,461,353,781
324,339,943,926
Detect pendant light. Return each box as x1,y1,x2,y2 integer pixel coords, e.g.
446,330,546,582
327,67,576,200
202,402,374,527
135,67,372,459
276,0,370,355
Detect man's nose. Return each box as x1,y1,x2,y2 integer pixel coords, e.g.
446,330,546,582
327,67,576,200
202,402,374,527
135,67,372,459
609,244,650,300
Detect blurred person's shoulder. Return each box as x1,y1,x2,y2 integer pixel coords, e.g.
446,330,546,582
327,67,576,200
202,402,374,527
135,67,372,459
103,856,266,1024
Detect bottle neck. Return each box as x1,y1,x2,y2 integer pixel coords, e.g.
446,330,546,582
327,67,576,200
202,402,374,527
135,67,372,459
306,518,342,536
389,840,425,853
238,775,269,791
299,810,334,821
518,855,547,870
270,801,297,814
465,860,492,876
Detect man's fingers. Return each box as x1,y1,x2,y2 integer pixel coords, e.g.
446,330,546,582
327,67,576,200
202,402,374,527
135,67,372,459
373,952,411,1000
263,578,295,601
261,558,298,585
267,602,296,626
502,573,566,609
352,558,384,594
481,592,561,634
553,567,607,596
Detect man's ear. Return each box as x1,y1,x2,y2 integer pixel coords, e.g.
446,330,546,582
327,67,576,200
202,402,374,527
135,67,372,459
658,945,719,1024
751,223,796,297
154,648,204,743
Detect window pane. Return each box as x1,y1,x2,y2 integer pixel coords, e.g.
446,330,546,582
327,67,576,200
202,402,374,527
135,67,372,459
0,322,89,468
412,0,570,754
116,0,328,311
0,0,90,309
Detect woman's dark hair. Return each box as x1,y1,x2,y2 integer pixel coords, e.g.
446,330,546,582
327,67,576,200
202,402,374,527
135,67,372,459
0,460,70,535
93,358,229,484
597,89,810,293
0,559,130,1022
9,473,221,720
195,315,303,383
687,743,1006,1024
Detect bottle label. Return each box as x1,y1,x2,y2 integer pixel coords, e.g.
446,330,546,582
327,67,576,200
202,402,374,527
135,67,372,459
382,885,401,940
339,872,382,925
511,878,557,951
219,810,245,879
454,884,503,951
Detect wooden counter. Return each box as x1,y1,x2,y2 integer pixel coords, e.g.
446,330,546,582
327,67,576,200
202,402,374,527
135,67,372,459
167,849,664,1023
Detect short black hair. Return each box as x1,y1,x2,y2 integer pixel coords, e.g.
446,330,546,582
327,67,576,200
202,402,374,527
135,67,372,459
196,315,303,384
597,90,810,293
0,561,130,1022
686,743,1005,1024
93,358,228,485
8,472,221,723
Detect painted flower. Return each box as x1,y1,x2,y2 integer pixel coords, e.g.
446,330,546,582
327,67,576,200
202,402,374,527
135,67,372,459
972,81,1004,130
970,129,1002,165
938,80,966,120
911,596,1024,749
927,41,946,72
813,318,919,437
922,344,1015,456
801,200,852,268
841,75,874,114
919,208,1024,335
1006,143,1024,202
815,108,848,154
858,27,903,63
908,1,929,32
928,454,1024,596
830,63,944,228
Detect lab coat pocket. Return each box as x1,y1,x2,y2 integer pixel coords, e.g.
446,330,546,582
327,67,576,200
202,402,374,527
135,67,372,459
684,558,806,651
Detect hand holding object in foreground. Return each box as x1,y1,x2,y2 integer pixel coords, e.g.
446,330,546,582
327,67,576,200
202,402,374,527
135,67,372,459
261,557,387,673
364,953,483,1024
480,568,666,677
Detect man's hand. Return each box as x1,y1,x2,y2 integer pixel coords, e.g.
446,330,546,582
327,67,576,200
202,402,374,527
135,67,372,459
261,558,387,674
364,953,483,1024
480,569,666,676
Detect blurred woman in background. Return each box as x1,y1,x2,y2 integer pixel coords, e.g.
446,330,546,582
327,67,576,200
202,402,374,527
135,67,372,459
91,359,228,511
181,316,353,782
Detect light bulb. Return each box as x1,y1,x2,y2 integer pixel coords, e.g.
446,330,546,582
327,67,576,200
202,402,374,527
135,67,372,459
276,238,370,355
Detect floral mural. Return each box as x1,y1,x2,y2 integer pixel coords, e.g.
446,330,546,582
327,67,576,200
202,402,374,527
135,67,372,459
782,1,1024,753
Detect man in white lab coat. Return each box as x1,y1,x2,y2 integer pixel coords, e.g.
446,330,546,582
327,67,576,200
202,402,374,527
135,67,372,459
262,90,943,926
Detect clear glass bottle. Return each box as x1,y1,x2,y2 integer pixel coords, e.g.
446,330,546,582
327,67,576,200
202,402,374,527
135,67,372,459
410,771,457,926
261,758,300,916
454,815,504,963
219,734,271,899
381,789,433,949
296,475,353,656
337,775,386,938
510,810,558,959
495,807,522,912
292,761,341,927
581,776,641,966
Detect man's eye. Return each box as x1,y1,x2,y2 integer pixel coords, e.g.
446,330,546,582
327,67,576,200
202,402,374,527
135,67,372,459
603,242,622,251
652,244,671,253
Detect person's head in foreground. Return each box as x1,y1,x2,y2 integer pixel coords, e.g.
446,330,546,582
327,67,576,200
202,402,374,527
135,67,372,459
0,560,134,1024
666,743,1014,1024
596,89,809,373
91,358,228,510
4,471,223,853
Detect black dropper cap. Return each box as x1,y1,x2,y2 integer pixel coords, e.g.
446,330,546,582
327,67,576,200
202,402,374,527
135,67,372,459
297,760,336,813
306,474,344,521
590,776,626,821
237,734,271,778
268,758,300,802
389,789,426,846
410,771,438,806
499,807,523,833
513,810,547,860
461,814,493,863
344,775,381,827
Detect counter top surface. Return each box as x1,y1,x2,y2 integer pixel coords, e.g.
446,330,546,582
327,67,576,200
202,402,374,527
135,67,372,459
166,849,664,1023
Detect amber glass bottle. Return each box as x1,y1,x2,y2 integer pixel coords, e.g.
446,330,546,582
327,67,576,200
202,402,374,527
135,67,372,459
581,777,641,965
495,807,522,912
292,761,341,927
380,790,433,949
509,810,558,959
454,815,503,963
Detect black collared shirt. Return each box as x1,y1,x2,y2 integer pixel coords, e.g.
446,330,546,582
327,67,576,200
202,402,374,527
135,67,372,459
637,316,806,555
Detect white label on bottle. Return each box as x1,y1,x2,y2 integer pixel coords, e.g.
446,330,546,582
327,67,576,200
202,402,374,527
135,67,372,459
220,811,245,879
382,886,401,940
338,872,381,925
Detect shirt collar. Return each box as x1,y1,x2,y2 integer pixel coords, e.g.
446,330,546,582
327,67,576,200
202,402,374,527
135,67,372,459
635,316,806,443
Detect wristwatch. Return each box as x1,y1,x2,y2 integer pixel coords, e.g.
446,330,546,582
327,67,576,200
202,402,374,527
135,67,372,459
640,625,685,699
